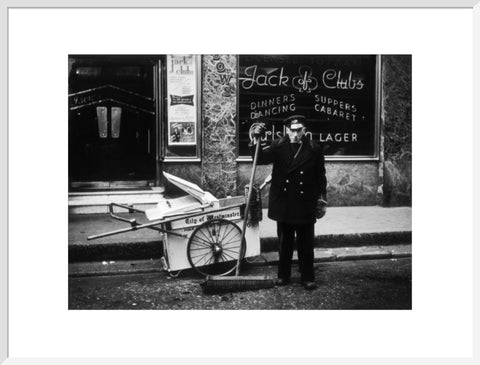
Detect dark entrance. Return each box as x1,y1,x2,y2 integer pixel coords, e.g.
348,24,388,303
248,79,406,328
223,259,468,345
68,55,159,190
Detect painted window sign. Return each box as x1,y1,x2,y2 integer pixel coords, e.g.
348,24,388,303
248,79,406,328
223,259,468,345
167,55,197,146
238,55,378,158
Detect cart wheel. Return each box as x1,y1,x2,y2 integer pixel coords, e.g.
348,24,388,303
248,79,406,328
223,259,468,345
187,218,246,277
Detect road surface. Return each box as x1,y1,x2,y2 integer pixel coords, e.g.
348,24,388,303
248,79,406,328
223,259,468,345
69,257,411,310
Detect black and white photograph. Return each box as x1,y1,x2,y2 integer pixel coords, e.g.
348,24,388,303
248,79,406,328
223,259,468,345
67,54,412,310
4,3,478,363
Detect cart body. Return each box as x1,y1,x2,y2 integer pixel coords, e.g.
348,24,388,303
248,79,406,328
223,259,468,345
162,200,260,271
88,172,262,276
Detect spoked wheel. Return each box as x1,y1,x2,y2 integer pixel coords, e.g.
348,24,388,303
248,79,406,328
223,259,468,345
187,218,246,277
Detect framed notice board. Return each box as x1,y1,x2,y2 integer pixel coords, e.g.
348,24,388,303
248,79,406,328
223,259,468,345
237,55,380,160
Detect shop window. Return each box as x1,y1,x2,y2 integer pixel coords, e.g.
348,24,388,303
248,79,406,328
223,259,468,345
237,55,380,161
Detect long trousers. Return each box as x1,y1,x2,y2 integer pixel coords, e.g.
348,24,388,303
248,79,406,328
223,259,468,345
276,221,315,282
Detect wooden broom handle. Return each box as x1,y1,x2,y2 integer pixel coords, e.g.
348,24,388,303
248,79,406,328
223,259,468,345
235,136,261,276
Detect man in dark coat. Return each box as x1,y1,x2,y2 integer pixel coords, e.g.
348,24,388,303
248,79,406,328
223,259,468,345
251,115,327,290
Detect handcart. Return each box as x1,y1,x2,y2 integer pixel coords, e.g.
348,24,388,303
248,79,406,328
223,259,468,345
87,172,264,277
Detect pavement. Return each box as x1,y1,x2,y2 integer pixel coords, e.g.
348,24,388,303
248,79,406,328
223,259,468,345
69,206,412,273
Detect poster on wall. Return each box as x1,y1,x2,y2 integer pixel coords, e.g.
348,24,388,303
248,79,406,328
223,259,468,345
167,54,197,146
238,55,378,158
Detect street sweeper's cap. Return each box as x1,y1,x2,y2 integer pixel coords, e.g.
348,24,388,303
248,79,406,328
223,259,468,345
283,115,307,130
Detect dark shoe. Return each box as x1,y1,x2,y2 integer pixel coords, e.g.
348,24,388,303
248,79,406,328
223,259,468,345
275,278,290,286
302,281,317,290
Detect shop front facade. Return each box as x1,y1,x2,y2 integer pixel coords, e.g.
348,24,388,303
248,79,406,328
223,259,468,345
68,54,411,213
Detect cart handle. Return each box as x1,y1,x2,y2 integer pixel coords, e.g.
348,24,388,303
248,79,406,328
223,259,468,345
87,220,188,240
108,203,143,226
87,202,247,241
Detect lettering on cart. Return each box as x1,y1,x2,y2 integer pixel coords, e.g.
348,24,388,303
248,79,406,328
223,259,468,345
206,210,241,221
185,216,205,225
170,208,241,230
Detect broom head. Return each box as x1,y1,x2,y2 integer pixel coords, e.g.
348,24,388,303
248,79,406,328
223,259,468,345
201,275,276,294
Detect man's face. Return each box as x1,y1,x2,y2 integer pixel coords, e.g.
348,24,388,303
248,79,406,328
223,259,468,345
286,125,306,143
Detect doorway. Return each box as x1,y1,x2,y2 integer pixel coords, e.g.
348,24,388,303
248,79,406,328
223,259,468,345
68,55,159,190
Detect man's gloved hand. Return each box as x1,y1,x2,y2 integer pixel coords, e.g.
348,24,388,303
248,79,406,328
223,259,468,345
251,123,266,138
316,198,327,219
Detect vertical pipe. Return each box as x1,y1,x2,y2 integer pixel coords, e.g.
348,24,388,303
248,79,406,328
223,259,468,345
154,59,164,189
376,55,385,205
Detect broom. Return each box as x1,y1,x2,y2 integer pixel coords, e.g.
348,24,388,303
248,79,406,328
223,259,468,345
201,135,276,294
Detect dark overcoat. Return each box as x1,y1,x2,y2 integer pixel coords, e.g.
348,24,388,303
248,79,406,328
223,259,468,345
251,135,327,224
